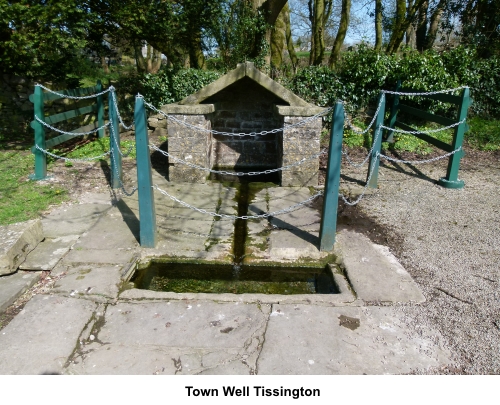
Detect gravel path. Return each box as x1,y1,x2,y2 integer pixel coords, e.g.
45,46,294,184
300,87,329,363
338,148,500,374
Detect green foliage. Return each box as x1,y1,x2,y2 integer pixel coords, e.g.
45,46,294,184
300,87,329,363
289,45,500,120
338,44,396,110
51,138,136,167
129,68,222,107
208,0,270,71
466,116,500,151
0,150,67,225
0,0,91,80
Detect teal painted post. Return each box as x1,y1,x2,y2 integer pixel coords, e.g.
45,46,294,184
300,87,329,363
109,90,122,189
31,85,47,180
438,87,470,189
385,80,401,143
367,93,386,188
96,80,104,139
134,95,157,248
319,102,345,251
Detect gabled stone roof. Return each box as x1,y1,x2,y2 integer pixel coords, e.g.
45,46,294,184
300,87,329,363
178,62,313,108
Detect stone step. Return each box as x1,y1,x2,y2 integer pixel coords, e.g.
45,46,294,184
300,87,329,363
0,271,41,313
0,220,44,276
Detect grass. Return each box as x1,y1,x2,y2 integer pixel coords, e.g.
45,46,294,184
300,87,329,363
0,149,67,225
51,137,136,166
342,115,500,153
466,116,500,151
0,134,135,226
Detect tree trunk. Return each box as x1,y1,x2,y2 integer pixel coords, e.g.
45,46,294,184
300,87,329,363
374,0,383,51
189,31,206,69
308,0,316,64
271,5,287,71
311,0,326,65
284,3,298,71
386,0,428,54
415,0,428,51
251,0,288,64
101,56,110,73
423,0,445,50
134,41,162,74
386,0,406,53
328,0,351,67
406,0,416,48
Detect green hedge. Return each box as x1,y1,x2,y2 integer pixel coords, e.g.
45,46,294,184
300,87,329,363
117,46,500,120
288,45,500,119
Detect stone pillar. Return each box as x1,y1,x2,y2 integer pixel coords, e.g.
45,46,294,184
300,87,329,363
276,106,324,187
149,104,214,183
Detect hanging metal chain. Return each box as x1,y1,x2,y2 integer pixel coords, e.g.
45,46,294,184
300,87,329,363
35,116,110,136
35,83,112,100
153,184,323,220
380,118,466,135
109,125,137,196
342,96,385,135
381,86,468,96
379,147,462,165
340,152,380,206
342,126,382,168
34,144,111,162
149,144,326,176
110,123,135,157
143,99,332,137
110,88,134,130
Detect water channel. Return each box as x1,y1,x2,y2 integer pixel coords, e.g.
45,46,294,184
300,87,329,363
132,171,338,295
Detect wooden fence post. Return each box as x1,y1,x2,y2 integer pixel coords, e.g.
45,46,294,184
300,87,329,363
319,102,345,251
134,95,157,248
109,89,122,189
96,80,104,139
30,85,47,180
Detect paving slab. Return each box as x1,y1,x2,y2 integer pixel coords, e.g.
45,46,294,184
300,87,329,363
0,220,44,276
257,305,451,374
0,295,97,374
51,265,123,301
335,230,426,303
19,235,80,271
41,203,111,238
0,271,41,313
65,300,270,375
73,215,139,250
142,234,232,263
77,192,114,205
61,248,136,265
267,231,323,262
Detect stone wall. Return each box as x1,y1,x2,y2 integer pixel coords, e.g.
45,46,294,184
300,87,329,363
280,115,322,187
166,114,212,183
204,77,283,170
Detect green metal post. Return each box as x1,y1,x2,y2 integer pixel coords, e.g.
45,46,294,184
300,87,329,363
385,80,401,143
109,90,122,189
30,85,47,180
96,80,104,139
438,87,470,189
134,95,157,248
319,102,345,251
367,93,386,188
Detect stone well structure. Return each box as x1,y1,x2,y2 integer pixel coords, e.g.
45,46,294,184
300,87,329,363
148,62,324,186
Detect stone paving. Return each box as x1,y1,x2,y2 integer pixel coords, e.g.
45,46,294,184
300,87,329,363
0,168,453,375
